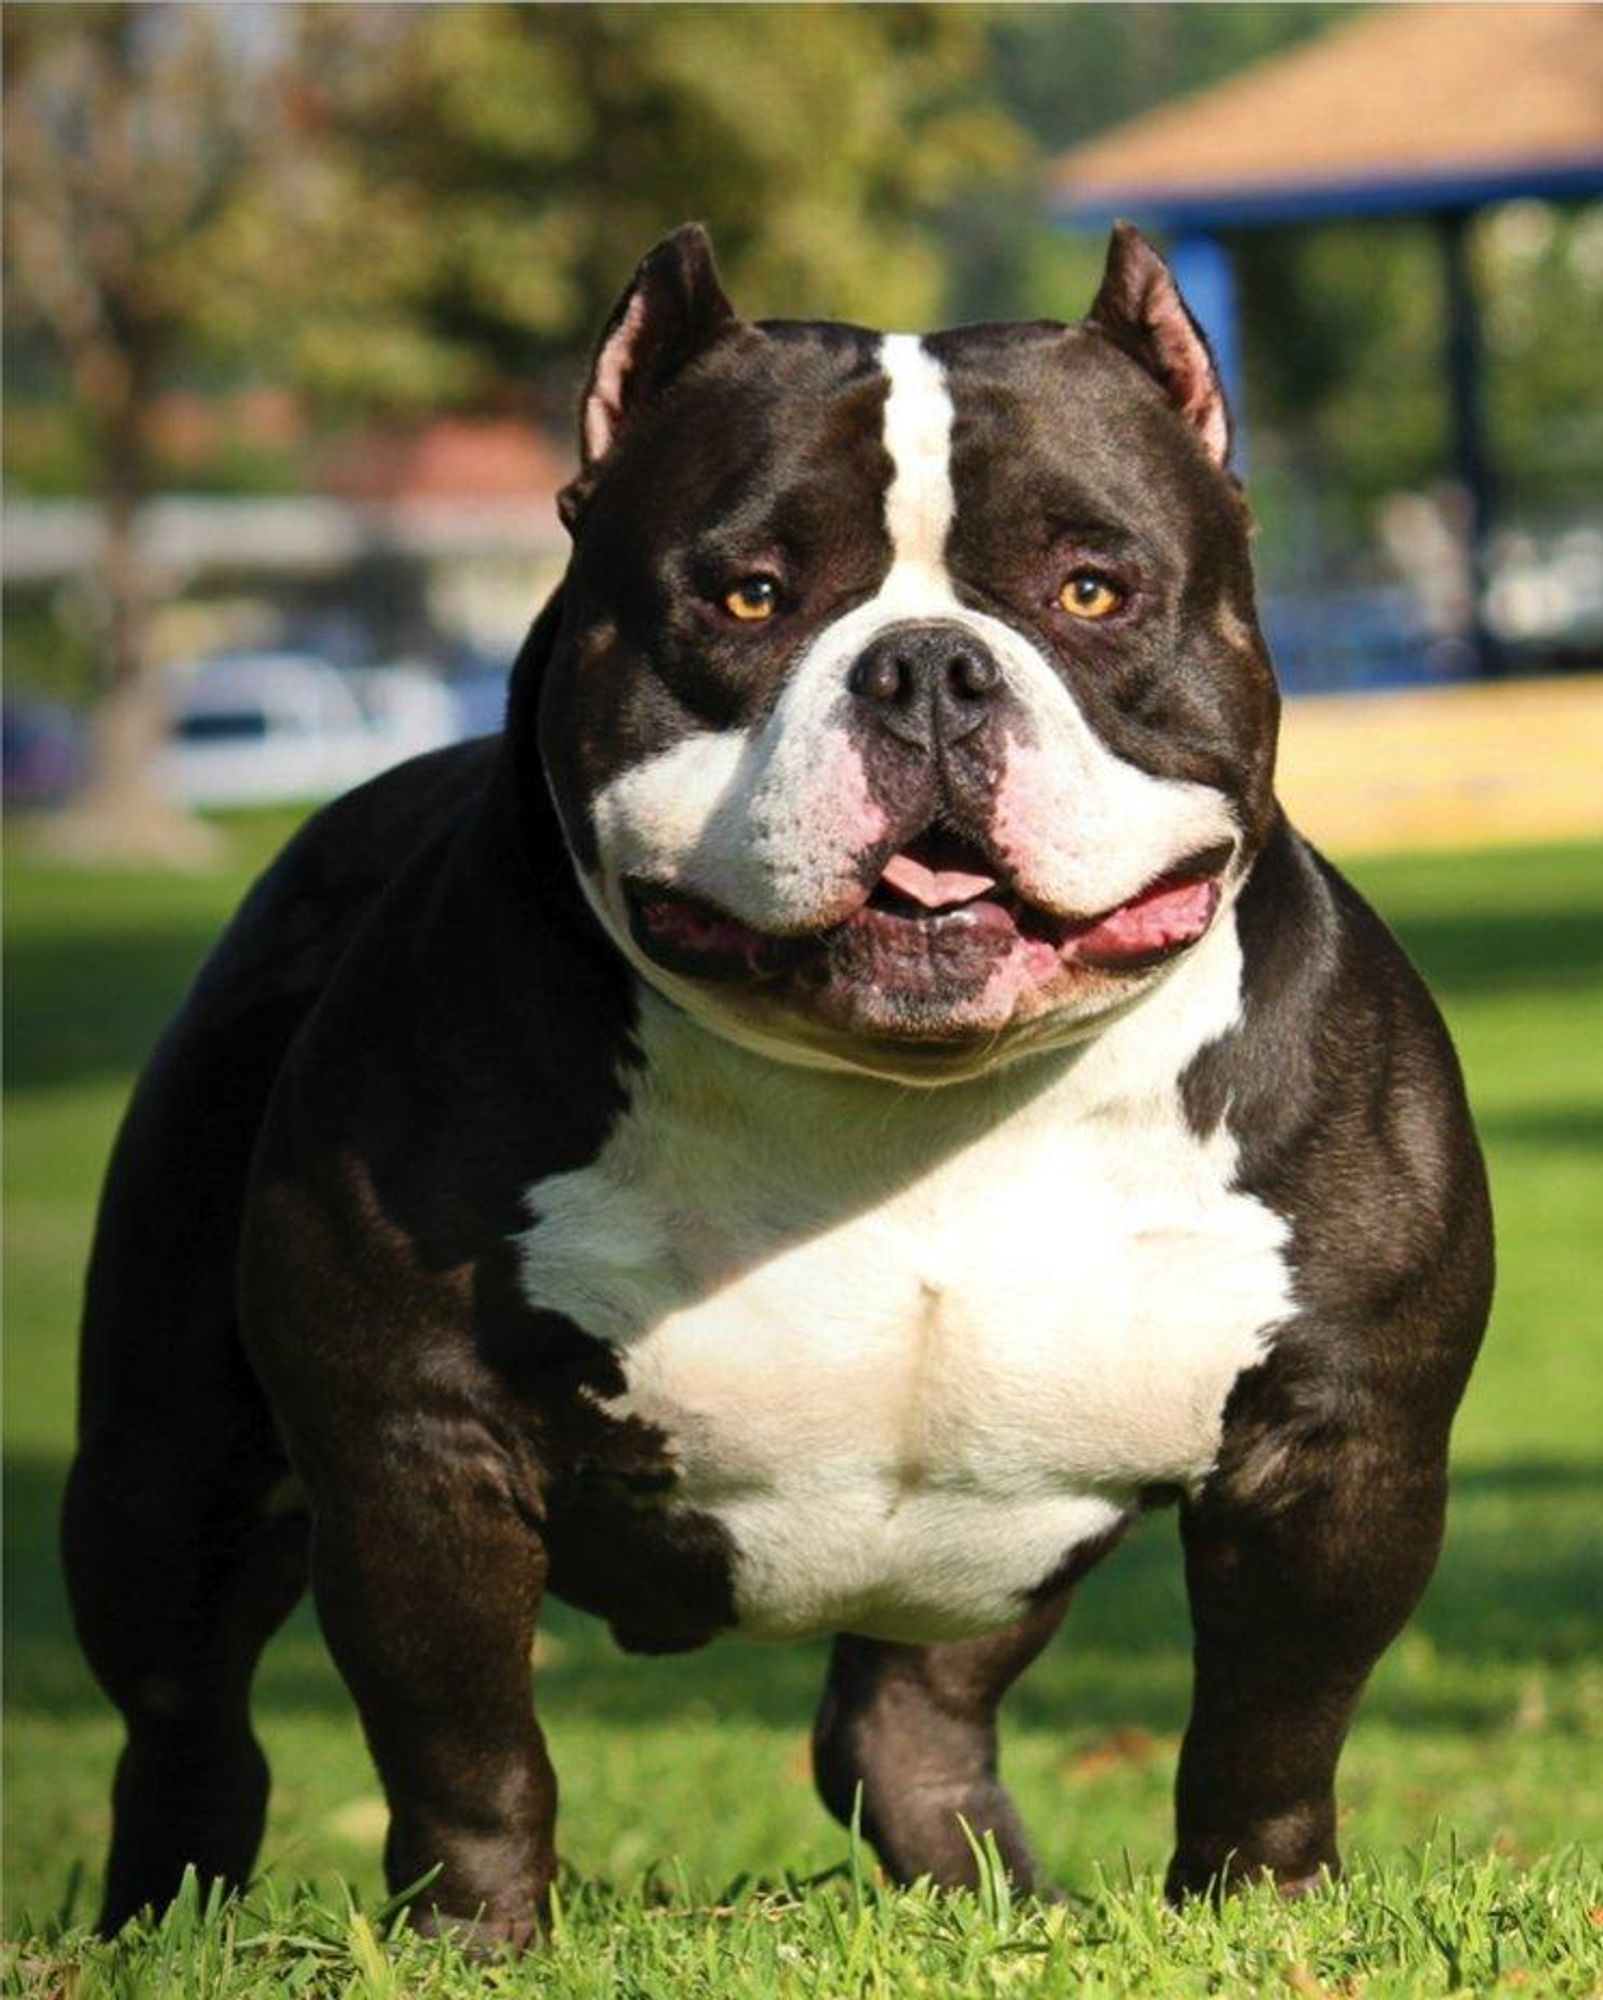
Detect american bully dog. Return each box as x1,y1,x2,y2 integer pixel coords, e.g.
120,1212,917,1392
66,223,1492,1943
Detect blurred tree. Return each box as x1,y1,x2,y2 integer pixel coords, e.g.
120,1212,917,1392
989,3,1353,158
248,4,1025,415
947,3,1352,327
2,4,277,860
977,5,1601,601
1480,202,1603,517
3,3,1027,851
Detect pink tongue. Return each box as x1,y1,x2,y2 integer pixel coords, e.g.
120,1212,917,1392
1072,876,1219,961
880,851,999,910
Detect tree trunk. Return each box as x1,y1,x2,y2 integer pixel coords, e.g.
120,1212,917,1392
38,352,220,868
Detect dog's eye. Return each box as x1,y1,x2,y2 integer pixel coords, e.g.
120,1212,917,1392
723,577,779,622
1057,570,1125,620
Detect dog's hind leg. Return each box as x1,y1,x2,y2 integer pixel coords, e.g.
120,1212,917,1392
64,1005,315,1934
811,1593,1069,1891
61,742,500,1934
63,1346,309,1934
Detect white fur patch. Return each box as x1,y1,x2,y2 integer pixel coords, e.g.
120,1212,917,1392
517,909,1294,1643
590,675,884,935
878,333,956,581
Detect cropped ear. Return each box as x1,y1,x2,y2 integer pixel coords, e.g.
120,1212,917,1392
559,224,737,529
1088,222,1230,468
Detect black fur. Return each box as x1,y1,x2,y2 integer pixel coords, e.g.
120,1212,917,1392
65,227,1491,1942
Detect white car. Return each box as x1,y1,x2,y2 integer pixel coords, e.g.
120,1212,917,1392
161,653,460,809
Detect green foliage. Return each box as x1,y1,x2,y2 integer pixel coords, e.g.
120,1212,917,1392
1,7,276,411
4,828,1602,1992
1237,223,1444,487
1,592,100,709
989,2,1354,156
1233,204,1603,533
4,4,1026,444
5,0,1599,529
1481,203,1603,509
258,5,1026,411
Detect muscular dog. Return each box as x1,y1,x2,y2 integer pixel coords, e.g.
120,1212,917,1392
66,223,1491,1943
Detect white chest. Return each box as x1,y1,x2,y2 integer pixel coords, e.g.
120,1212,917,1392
517,925,1294,1642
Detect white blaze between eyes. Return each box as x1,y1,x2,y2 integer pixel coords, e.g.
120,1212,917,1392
878,333,957,584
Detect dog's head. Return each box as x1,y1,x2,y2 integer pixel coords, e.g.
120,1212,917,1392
533,223,1278,1081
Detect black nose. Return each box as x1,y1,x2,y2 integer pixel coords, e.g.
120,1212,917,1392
847,622,1002,750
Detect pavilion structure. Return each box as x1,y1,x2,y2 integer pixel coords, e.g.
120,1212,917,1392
1048,3,1603,673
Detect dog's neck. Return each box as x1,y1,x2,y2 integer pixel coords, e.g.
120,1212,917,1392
623,894,1247,1182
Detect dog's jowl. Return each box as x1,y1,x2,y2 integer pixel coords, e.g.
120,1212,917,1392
66,223,1492,1943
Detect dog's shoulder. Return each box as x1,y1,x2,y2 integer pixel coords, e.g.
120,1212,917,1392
241,739,636,1292
106,737,503,1230
175,738,504,1047
1182,815,1492,1509
1189,814,1487,1259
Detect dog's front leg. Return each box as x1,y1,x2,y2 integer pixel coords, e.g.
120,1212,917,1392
1167,1418,1450,1902
811,1594,1073,1891
308,1435,555,1948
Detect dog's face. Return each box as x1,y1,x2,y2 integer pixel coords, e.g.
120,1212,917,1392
538,225,1279,1081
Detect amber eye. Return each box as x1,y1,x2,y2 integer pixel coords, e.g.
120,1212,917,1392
1058,570,1125,620
723,576,779,622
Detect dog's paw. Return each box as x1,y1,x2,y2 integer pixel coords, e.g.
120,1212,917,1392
1164,1851,1336,1907
406,1903,545,1958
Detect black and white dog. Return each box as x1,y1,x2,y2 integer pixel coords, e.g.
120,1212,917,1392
67,224,1491,1944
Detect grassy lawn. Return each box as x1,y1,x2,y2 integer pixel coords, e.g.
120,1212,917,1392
3,819,1600,1995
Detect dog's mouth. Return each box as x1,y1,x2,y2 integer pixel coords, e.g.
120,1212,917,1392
860,827,1228,970
624,825,1233,1008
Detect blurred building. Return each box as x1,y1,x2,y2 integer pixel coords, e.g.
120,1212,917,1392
1050,2,1603,692
5,414,569,672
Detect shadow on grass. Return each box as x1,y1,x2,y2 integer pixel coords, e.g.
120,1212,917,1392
1475,1104,1603,1154
1384,906,1603,1000
9,1449,1599,1741
3,925,216,1096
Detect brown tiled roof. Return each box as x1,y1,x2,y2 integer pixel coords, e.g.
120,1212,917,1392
1050,4,1603,205
321,418,568,503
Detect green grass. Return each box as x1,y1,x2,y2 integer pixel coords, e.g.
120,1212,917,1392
4,822,1601,1995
